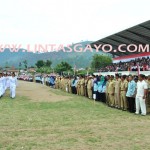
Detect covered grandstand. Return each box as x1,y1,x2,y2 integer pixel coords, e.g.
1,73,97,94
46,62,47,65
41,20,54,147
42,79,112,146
91,20,150,75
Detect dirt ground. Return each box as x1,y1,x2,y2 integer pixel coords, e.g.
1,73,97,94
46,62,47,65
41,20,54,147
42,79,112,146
16,81,73,102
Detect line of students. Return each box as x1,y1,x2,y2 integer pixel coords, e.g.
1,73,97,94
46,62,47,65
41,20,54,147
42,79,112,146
0,72,17,99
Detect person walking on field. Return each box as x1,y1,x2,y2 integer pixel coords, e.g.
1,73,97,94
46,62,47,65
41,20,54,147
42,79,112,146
9,72,18,99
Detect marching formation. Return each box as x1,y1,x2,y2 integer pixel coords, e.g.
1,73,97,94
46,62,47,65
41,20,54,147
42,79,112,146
0,72,17,99
41,74,150,116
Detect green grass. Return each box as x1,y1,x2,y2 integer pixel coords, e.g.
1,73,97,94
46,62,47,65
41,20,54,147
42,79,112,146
0,90,150,150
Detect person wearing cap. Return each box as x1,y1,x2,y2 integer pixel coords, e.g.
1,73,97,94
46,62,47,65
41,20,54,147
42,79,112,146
87,75,93,99
9,72,17,99
120,75,128,111
135,74,148,116
126,75,136,113
108,75,115,107
114,74,121,108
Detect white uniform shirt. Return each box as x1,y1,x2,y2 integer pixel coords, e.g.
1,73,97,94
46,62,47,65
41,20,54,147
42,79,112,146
136,80,148,97
9,77,17,87
0,77,3,86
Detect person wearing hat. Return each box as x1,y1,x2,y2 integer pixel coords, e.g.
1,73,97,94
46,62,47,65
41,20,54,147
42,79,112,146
87,75,93,99
114,74,121,109
9,72,18,99
120,75,128,111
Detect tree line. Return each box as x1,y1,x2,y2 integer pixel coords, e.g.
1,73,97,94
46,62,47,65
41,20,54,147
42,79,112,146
17,54,112,75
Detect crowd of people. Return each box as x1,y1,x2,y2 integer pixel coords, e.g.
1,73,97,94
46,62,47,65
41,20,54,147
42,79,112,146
40,73,150,116
0,72,17,99
99,57,150,72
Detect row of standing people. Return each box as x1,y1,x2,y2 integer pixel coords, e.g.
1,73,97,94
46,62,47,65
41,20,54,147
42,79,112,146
0,72,17,99
53,74,150,116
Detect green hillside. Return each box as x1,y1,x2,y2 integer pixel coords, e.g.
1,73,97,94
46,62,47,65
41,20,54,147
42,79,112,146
0,41,111,68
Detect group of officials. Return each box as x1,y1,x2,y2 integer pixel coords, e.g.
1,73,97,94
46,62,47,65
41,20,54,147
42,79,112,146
42,74,150,116
0,72,17,99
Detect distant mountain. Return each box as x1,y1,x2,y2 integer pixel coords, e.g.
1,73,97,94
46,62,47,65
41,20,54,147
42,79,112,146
0,41,111,68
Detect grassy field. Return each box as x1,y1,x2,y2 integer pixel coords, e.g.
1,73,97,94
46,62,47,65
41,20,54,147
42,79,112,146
0,83,150,150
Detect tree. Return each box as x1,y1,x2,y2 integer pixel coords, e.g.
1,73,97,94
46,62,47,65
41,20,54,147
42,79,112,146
91,54,112,71
35,60,45,68
45,60,52,68
55,61,72,73
23,60,28,70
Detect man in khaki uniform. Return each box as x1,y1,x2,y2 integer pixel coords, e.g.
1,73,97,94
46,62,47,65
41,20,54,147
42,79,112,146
84,76,88,97
87,76,93,99
120,75,128,110
64,77,69,92
55,76,59,89
77,76,81,95
80,75,85,96
68,76,72,93
58,77,61,89
115,74,121,108
60,77,64,90
105,75,110,105
108,75,115,107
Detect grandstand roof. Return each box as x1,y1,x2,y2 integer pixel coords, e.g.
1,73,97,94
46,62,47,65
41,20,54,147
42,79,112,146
91,20,150,56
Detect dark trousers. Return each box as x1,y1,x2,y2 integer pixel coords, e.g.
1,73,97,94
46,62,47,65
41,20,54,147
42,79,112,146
98,92,106,103
72,86,77,94
101,93,106,103
97,92,101,102
127,97,135,113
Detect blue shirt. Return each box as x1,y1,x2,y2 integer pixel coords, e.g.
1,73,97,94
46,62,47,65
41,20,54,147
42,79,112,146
93,82,98,91
71,79,78,87
126,80,136,97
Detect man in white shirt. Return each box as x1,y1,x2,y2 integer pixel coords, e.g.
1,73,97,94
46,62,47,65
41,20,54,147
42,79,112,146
135,74,148,116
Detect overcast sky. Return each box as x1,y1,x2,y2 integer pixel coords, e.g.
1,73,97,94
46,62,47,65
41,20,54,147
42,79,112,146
0,0,149,47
